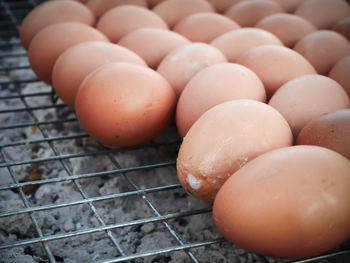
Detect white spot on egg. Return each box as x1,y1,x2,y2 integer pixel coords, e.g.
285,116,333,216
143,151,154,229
186,173,202,190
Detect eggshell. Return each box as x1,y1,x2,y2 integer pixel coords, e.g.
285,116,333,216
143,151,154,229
176,63,266,137
294,0,350,29
19,0,95,50
297,109,350,160
28,22,109,84
255,13,317,47
210,28,283,62
156,43,227,97
273,0,305,12
236,45,316,96
75,62,176,147
52,42,147,109
294,30,350,75
213,145,350,259
173,13,240,43
268,74,350,137
177,99,293,204
329,55,350,97
205,0,244,13
96,5,168,43
332,16,350,41
85,0,147,19
224,0,285,27
152,0,215,28
118,28,190,69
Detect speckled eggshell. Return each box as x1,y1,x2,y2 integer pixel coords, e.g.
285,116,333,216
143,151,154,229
177,99,293,204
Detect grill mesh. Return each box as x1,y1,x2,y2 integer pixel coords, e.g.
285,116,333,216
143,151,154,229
0,1,349,263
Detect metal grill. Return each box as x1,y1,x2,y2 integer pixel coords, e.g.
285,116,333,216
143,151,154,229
0,1,349,262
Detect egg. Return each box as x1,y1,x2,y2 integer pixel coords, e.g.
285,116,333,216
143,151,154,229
224,0,285,27
294,30,350,75
176,63,266,137
52,41,147,109
19,0,95,50
210,28,283,62
273,0,305,13
173,13,240,43
177,99,293,204
236,45,316,97
28,22,109,84
294,0,350,29
297,109,350,160
268,74,350,137
75,62,176,147
156,43,227,97
152,0,215,28
84,0,147,19
205,0,244,13
118,28,190,69
329,55,350,97
332,16,350,41
96,5,168,43
213,145,350,259
255,13,317,47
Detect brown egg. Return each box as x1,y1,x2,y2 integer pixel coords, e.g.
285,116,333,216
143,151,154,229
294,30,350,75
332,16,350,41
152,0,215,28
85,0,147,19
118,28,190,69
75,62,176,147
213,145,350,259
52,41,147,109
28,22,109,84
268,74,350,137
236,45,316,97
156,43,227,97
19,0,95,50
173,13,240,43
205,0,244,13
177,99,293,204
96,5,168,43
294,0,350,29
297,109,350,160
255,13,317,47
224,0,285,27
176,63,266,137
273,0,305,12
210,28,283,62
329,55,350,97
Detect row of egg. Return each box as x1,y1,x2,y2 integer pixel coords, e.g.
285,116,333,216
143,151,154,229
20,0,350,260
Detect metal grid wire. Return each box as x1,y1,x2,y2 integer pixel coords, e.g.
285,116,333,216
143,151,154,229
0,1,349,262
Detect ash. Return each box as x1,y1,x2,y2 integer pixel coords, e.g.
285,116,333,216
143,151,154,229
1,38,348,263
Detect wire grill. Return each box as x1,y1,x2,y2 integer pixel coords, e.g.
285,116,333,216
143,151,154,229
0,1,349,262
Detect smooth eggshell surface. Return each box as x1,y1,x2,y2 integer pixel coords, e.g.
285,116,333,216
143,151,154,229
173,13,240,43
52,41,147,109
210,28,284,62
236,45,316,97
297,109,350,160
19,0,95,50
152,0,215,28
96,5,168,43
177,99,293,204
293,30,350,75
156,43,227,97
328,55,350,97
118,28,190,69
75,62,176,147
28,22,109,84
268,74,350,137
332,16,350,41
213,145,350,259
176,63,266,137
